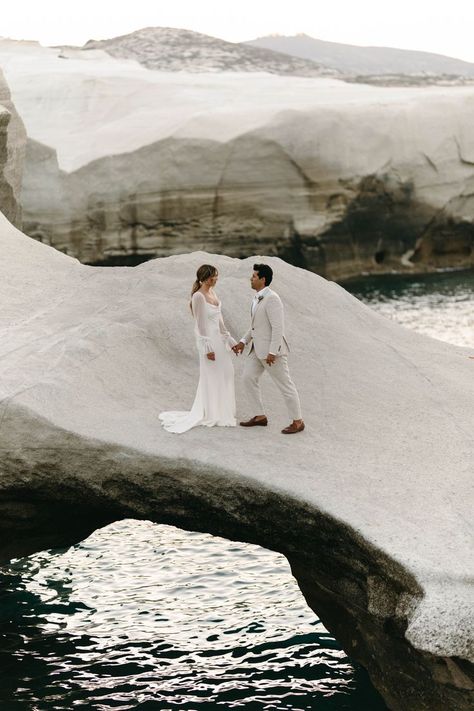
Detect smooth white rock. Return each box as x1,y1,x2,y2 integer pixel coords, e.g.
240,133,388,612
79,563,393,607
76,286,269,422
0,211,472,664
1,38,474,183
3,38,474,278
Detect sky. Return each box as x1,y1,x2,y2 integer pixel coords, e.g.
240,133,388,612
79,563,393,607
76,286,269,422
3,0,474,63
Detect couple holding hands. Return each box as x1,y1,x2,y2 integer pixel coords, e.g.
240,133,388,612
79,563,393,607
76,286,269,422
159,263,304,436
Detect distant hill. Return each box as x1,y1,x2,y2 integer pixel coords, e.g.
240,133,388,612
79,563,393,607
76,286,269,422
82,27,338,76
245,34,474,77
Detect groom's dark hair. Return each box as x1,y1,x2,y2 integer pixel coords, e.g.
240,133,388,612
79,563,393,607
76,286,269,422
254,263,273,286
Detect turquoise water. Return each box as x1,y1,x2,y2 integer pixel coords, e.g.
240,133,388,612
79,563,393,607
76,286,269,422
2,269,473,710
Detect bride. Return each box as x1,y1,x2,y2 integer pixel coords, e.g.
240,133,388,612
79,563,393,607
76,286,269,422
159,264,237,433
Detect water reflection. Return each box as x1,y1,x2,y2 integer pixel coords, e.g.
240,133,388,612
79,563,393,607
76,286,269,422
345,268,474,347
1,522,386,709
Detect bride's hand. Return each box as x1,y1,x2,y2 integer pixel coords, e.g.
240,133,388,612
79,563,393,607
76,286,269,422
207,352,216,361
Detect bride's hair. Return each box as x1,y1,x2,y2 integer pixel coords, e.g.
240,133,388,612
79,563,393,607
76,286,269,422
190,264,218,312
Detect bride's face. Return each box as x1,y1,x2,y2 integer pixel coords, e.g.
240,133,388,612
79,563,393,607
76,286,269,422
207,272,218,287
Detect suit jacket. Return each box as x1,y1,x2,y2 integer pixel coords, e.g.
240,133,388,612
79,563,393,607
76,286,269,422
242,289,290,359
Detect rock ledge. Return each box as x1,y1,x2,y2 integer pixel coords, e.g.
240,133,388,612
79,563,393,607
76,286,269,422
0,217,472,710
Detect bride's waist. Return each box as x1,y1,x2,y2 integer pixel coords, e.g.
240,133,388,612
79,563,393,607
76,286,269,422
194,327,221,338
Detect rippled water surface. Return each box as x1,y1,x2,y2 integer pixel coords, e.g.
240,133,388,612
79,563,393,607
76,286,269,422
3,269,472,710
346,268,474,348
1,523,385,710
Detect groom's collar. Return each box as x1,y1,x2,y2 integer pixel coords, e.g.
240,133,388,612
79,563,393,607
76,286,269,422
254,286,270,300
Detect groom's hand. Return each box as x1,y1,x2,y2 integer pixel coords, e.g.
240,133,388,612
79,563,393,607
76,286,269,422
206,352,216,361
266,353,276,366
232,342,245,355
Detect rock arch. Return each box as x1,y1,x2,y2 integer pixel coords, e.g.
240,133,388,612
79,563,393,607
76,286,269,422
0,215,472,710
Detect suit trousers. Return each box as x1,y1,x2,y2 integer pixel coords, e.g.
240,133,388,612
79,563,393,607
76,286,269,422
242,350,302,421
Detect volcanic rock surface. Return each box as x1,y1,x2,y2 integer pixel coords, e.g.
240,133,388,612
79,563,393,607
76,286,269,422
1,38,474,277
0,214,472,710
81,27,336,76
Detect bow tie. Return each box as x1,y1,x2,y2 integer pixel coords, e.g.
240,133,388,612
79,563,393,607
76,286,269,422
254,294,264,302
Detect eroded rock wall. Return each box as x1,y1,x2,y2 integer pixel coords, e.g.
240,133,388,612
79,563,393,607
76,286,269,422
22,123,474,278
3,38,474,278
0,103,12,217
0,67,26,226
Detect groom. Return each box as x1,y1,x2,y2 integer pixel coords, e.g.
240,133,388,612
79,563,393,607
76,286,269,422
232,264,305,434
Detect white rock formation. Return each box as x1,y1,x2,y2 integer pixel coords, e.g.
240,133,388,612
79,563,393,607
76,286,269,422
0,213,472,710
0,65,26,225
1,39,474,276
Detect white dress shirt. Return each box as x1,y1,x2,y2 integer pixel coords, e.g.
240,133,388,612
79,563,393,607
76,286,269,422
251,286,270,316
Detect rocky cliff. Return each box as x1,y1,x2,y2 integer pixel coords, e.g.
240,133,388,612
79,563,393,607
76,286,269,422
0,66,26,226
81,26,336,76
0,217,472,710
2,39,474,278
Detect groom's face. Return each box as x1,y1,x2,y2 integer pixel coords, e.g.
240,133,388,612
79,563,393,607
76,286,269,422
251,271,265,291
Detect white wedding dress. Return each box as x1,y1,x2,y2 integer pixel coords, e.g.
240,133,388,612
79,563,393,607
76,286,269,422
159,291,237,433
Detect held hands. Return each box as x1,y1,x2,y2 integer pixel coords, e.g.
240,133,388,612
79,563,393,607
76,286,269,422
230,343,274,364
206,351,216,361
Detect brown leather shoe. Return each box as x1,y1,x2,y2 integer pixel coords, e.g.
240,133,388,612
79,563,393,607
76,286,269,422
281,420,305,434
239,416,268,427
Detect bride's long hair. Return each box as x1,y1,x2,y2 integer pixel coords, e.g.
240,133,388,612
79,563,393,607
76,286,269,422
190,264,218,312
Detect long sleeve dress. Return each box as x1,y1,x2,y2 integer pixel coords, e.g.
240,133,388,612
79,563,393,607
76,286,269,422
159,291,237,433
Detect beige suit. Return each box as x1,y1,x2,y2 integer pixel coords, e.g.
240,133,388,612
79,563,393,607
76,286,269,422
241,289,302,420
